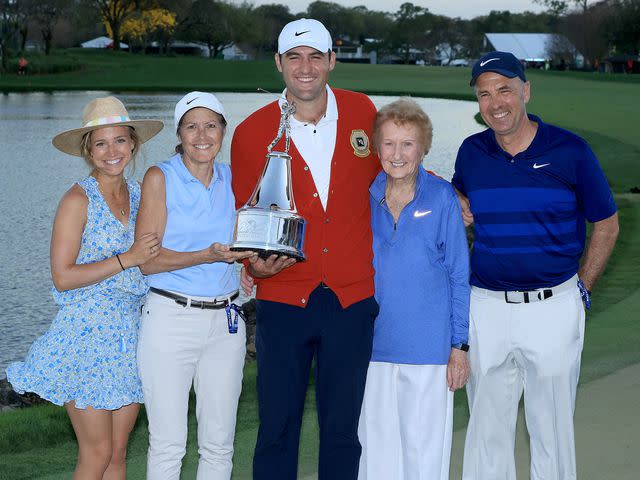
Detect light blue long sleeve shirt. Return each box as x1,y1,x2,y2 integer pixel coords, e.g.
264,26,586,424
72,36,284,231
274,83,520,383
370,168,470,365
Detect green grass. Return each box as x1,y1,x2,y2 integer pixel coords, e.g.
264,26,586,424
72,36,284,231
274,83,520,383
1,50,639,479
580,195,640,381
3,50,82,75
0,360,320,480
0,50,284,93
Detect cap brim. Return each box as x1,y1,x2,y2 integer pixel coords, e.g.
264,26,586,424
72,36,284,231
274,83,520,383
52,119,164,157
278,43,331,54
470,68,521,86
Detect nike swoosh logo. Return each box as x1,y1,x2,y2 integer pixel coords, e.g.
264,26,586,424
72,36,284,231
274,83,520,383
186,97,199,105
480,58,499,67
533,163,550,169
414,210,432,218
295,31,309,36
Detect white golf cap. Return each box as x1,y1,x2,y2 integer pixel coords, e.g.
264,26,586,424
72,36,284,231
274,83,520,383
174,91,226,132
277,18,332,54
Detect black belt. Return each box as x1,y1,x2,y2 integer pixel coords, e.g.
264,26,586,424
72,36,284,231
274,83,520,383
504,289,553,304
150,287,239,309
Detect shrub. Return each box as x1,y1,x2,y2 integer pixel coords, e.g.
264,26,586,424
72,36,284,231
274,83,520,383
6,52,83,75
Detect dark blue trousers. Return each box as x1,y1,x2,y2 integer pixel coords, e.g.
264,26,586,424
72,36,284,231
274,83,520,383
253,286,378,480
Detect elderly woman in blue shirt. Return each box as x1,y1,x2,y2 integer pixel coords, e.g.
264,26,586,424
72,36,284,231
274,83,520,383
135,92,255,480
358,98,471,480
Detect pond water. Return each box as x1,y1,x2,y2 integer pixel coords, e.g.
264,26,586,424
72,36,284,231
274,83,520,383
0,91,483,374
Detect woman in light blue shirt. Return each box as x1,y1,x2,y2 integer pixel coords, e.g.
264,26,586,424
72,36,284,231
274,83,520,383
358,99,470,480
135,92,255,480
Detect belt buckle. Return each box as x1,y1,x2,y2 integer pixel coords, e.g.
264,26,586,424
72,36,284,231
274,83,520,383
175,298,188,308
504,291,530,304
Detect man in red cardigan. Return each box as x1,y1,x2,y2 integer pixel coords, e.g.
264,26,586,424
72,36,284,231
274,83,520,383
231,18,380,480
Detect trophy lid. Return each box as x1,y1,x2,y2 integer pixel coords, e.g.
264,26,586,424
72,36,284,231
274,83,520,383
266,151,291,159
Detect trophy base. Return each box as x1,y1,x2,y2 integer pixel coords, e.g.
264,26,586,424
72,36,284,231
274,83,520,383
231,207,306,263
230,246,306,263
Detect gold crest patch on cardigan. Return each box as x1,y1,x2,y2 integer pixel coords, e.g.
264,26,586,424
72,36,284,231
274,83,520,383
350,130,370,158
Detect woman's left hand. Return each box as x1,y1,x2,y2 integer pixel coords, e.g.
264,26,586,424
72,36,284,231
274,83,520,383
205,242,257,264
447,348,470,392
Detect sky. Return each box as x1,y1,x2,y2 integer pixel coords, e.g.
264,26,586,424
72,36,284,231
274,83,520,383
245,0,547,20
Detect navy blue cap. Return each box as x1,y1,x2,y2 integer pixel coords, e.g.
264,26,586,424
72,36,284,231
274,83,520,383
470,51,526,86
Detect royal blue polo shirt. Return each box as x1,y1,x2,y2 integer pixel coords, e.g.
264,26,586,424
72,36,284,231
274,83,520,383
452,114,616,291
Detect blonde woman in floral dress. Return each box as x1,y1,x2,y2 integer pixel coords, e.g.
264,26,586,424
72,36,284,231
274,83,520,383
6,97,163,480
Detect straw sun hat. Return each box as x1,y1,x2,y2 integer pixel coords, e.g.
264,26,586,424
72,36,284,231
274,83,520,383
52,96,164,156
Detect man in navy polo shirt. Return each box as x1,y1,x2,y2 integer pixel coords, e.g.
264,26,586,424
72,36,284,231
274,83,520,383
453,51,619,480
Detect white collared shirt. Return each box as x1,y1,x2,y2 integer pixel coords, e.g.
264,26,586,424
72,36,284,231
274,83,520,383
278,85,338,210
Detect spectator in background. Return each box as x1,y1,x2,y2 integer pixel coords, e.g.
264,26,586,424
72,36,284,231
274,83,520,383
18,57,28,75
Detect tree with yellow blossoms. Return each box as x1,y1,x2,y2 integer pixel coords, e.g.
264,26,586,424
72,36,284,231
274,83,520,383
115,8,177,53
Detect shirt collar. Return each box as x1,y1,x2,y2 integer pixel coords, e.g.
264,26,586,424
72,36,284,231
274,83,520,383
279,85,339,128
370,170,386,203
485,113,548,158
522,114,548,156
369,167,428,204
174,153,221,188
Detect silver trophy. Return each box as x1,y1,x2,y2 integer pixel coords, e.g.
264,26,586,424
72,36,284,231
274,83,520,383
230,101,306,261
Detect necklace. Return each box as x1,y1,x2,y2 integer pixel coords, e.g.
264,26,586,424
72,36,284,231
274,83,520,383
95,177,128,217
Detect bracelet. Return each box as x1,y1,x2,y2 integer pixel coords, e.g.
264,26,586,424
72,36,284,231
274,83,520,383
115,254,125,271
577,279,591,310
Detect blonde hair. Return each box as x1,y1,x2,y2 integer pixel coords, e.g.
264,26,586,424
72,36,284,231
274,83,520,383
372,98,433,155
80,126,140,170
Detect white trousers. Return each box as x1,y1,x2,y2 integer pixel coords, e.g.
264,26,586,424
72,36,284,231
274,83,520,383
463,279,585,480
358,362,453,480
137,291,246,480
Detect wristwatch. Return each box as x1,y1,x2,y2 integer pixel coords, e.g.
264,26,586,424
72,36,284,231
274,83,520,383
452,342,470,352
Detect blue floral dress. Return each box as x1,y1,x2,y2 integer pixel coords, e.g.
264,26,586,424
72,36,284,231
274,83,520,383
6,177,146,410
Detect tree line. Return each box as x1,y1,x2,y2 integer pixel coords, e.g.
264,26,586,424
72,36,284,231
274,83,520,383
1,0,638,69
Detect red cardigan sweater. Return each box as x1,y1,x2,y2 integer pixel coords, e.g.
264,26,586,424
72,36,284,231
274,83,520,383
231,88,379,308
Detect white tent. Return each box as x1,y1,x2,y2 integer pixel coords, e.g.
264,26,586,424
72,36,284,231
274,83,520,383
222,44,250,60
81,36,129,49
485,33,560,62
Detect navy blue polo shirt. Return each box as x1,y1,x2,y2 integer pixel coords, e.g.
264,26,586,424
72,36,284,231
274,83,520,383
452,114,616,291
